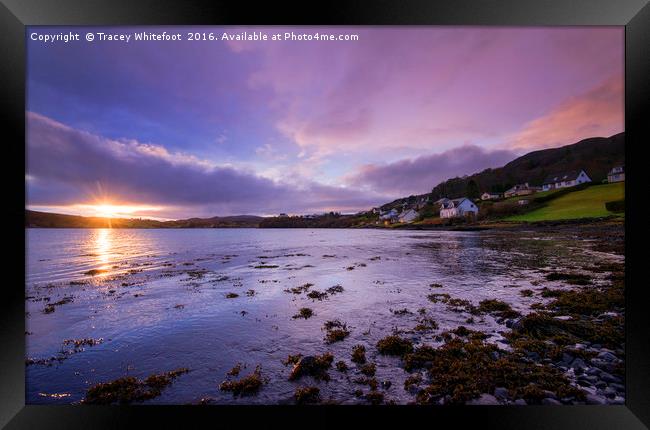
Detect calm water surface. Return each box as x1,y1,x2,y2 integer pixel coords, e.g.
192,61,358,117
25,228,621,404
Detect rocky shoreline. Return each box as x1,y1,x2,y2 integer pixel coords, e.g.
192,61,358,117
26,225,625,405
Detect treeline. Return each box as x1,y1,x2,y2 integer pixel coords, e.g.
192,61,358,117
259,212,376,228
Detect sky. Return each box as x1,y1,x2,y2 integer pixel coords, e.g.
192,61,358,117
26,26,624,219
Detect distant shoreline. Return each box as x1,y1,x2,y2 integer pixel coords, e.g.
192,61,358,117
26,216,623,231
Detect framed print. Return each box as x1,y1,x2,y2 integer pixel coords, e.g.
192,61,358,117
1,0,649,428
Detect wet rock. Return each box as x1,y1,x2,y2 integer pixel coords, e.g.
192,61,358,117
600,372,622,384
585,394,606,405
610,383,625,393
288,353,334,381
597,351,618,362
510,318,524,331
570,358,586,370
595,381,607,389
542,398,562,405
527,351,541,361
586,367,602,376
602,387,617,399
513,399,527,406
582,375,598,384
494,387,509,400
541,390,557,399
466,394,499,405
593,361,617,374
576,379,592,388
382,380,392,390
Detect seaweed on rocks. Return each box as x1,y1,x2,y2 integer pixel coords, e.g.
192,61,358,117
84,368,190,404
219,365,267,396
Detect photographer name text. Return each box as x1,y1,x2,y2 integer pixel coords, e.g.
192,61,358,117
29,30,360,44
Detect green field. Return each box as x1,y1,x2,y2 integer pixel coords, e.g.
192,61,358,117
505,182,624,222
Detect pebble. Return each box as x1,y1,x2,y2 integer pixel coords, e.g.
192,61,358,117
542,398,562,405
513,399,527,406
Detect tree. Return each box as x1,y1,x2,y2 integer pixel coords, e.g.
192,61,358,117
466,180,480,199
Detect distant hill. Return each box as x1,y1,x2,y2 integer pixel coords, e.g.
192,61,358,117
25,210,263,228
26,133,625,228
378,133,624,210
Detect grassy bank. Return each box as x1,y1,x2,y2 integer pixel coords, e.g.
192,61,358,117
504,182,624,222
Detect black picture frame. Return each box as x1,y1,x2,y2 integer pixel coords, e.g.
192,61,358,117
2,0,648,428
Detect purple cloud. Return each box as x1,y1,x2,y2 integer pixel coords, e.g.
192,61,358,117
26,112,385,217
349,145,518,196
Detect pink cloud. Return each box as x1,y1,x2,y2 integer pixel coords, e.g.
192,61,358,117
233,27,623,161
508,75,624,151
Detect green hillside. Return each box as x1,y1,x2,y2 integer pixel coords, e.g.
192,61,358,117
429,133,624,200
505,182,624,222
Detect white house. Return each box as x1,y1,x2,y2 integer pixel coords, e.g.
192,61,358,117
398,209,419,223
481,192,502,201
607,166,625,183
439,198,479,219
542,170,591,191
379,208,398,222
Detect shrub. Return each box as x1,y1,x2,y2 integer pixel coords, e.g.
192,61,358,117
605,199,625,213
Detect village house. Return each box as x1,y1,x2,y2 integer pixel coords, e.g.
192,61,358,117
439,198,479,219
398,209,419,223
607,166,625,183
504,183,539,198
434,197,451,206
541,170,591,191
481,192,502,201
379,208,399,223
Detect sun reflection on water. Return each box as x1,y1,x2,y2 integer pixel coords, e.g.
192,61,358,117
95,228,112,271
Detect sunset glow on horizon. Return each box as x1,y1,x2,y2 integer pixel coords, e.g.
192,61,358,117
26,26,624,218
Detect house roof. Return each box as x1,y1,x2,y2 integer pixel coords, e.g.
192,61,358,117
505,183,531,193
608,166,624,174
441,198,469,209
542,170,586,184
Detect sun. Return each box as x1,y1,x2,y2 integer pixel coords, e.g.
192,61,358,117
94,204,123,218
76,202,164,219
